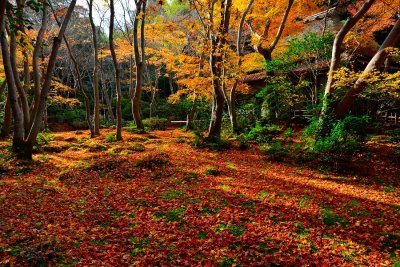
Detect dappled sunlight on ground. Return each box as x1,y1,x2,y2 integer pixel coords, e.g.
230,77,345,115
0,129,399,266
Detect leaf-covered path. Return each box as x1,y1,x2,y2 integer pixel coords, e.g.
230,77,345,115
0,129,399,266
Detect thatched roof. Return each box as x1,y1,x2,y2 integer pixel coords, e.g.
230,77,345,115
303,7,336,23
241,61,330,83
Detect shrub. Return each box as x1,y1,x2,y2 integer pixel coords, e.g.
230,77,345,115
305,115,370,155
262,141,288,160
204,168,221,176
125,121,144,133
142,117,168,131
105,134,117,143
36,133,55,146
190,131,230,151
283,127,294,141
236,134,249,150
246,122,283,144
395,150,400,160
130,143,145,152
387,128,400,143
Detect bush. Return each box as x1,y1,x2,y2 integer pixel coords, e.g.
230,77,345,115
305,115,370,155
283,128,294,141
190,131,230,151
395,150,400,160
246,122,283,144
236,134,249,150
105,134,117,143
125,121,146,134
143,117,168,131
387,128,400,143
130,143,145,152
261,141,288,160
204,168,221,176
36,133,55,146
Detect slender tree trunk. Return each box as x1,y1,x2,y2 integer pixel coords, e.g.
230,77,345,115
1,21,26,157
186,99,196,131
49,2,94,137
249,0,293,63
335,17,400,118
100,54,116,123
1,95,11,138
132,1,146,131
101,73,116,123
226,0,254,133
149,74,158,119
31,0,48,125
320,0,376,119
109,0,123,140
88,0,100,135
0,0,5,33
168,73,174,94
23,0,78,160
9,30,30,133
207,0,232,141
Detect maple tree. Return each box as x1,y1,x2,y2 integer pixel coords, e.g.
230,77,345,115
1,0,78,159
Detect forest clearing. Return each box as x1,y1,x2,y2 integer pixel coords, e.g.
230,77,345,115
1,0,400,265
0,128,399,265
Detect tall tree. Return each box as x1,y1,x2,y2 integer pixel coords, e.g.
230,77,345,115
109,0,123,140
335,17,400,118
131,0,147,131
208,0,233,140
320,0,376,121
1,0,78,159
225,0,254,133
88,0,100,135
50,1,95,138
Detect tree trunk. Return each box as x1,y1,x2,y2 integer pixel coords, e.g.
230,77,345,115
31,0,48,125
321,0,376,118
186,101,196,131
88,0,100,135
226,0,254,133
100,55,116,123
9,30,30,134
109,0,123,140
168,73,174,94
1,95,11,138
207,0,232,141
132,1,146,131
228,88,238,133
249,0,293,63
132,63,144,130
50,1,94,137
23,0,78,159
335,17,400,118
1,19,25,155
0,0,5,33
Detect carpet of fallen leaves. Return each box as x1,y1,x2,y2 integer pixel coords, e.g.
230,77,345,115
0,129,399,266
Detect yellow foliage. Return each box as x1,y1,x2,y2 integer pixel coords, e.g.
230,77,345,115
241,53,265,73
333,67,400,99
49,95,81,107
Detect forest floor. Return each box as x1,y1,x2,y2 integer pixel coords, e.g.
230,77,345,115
0,128,399,266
